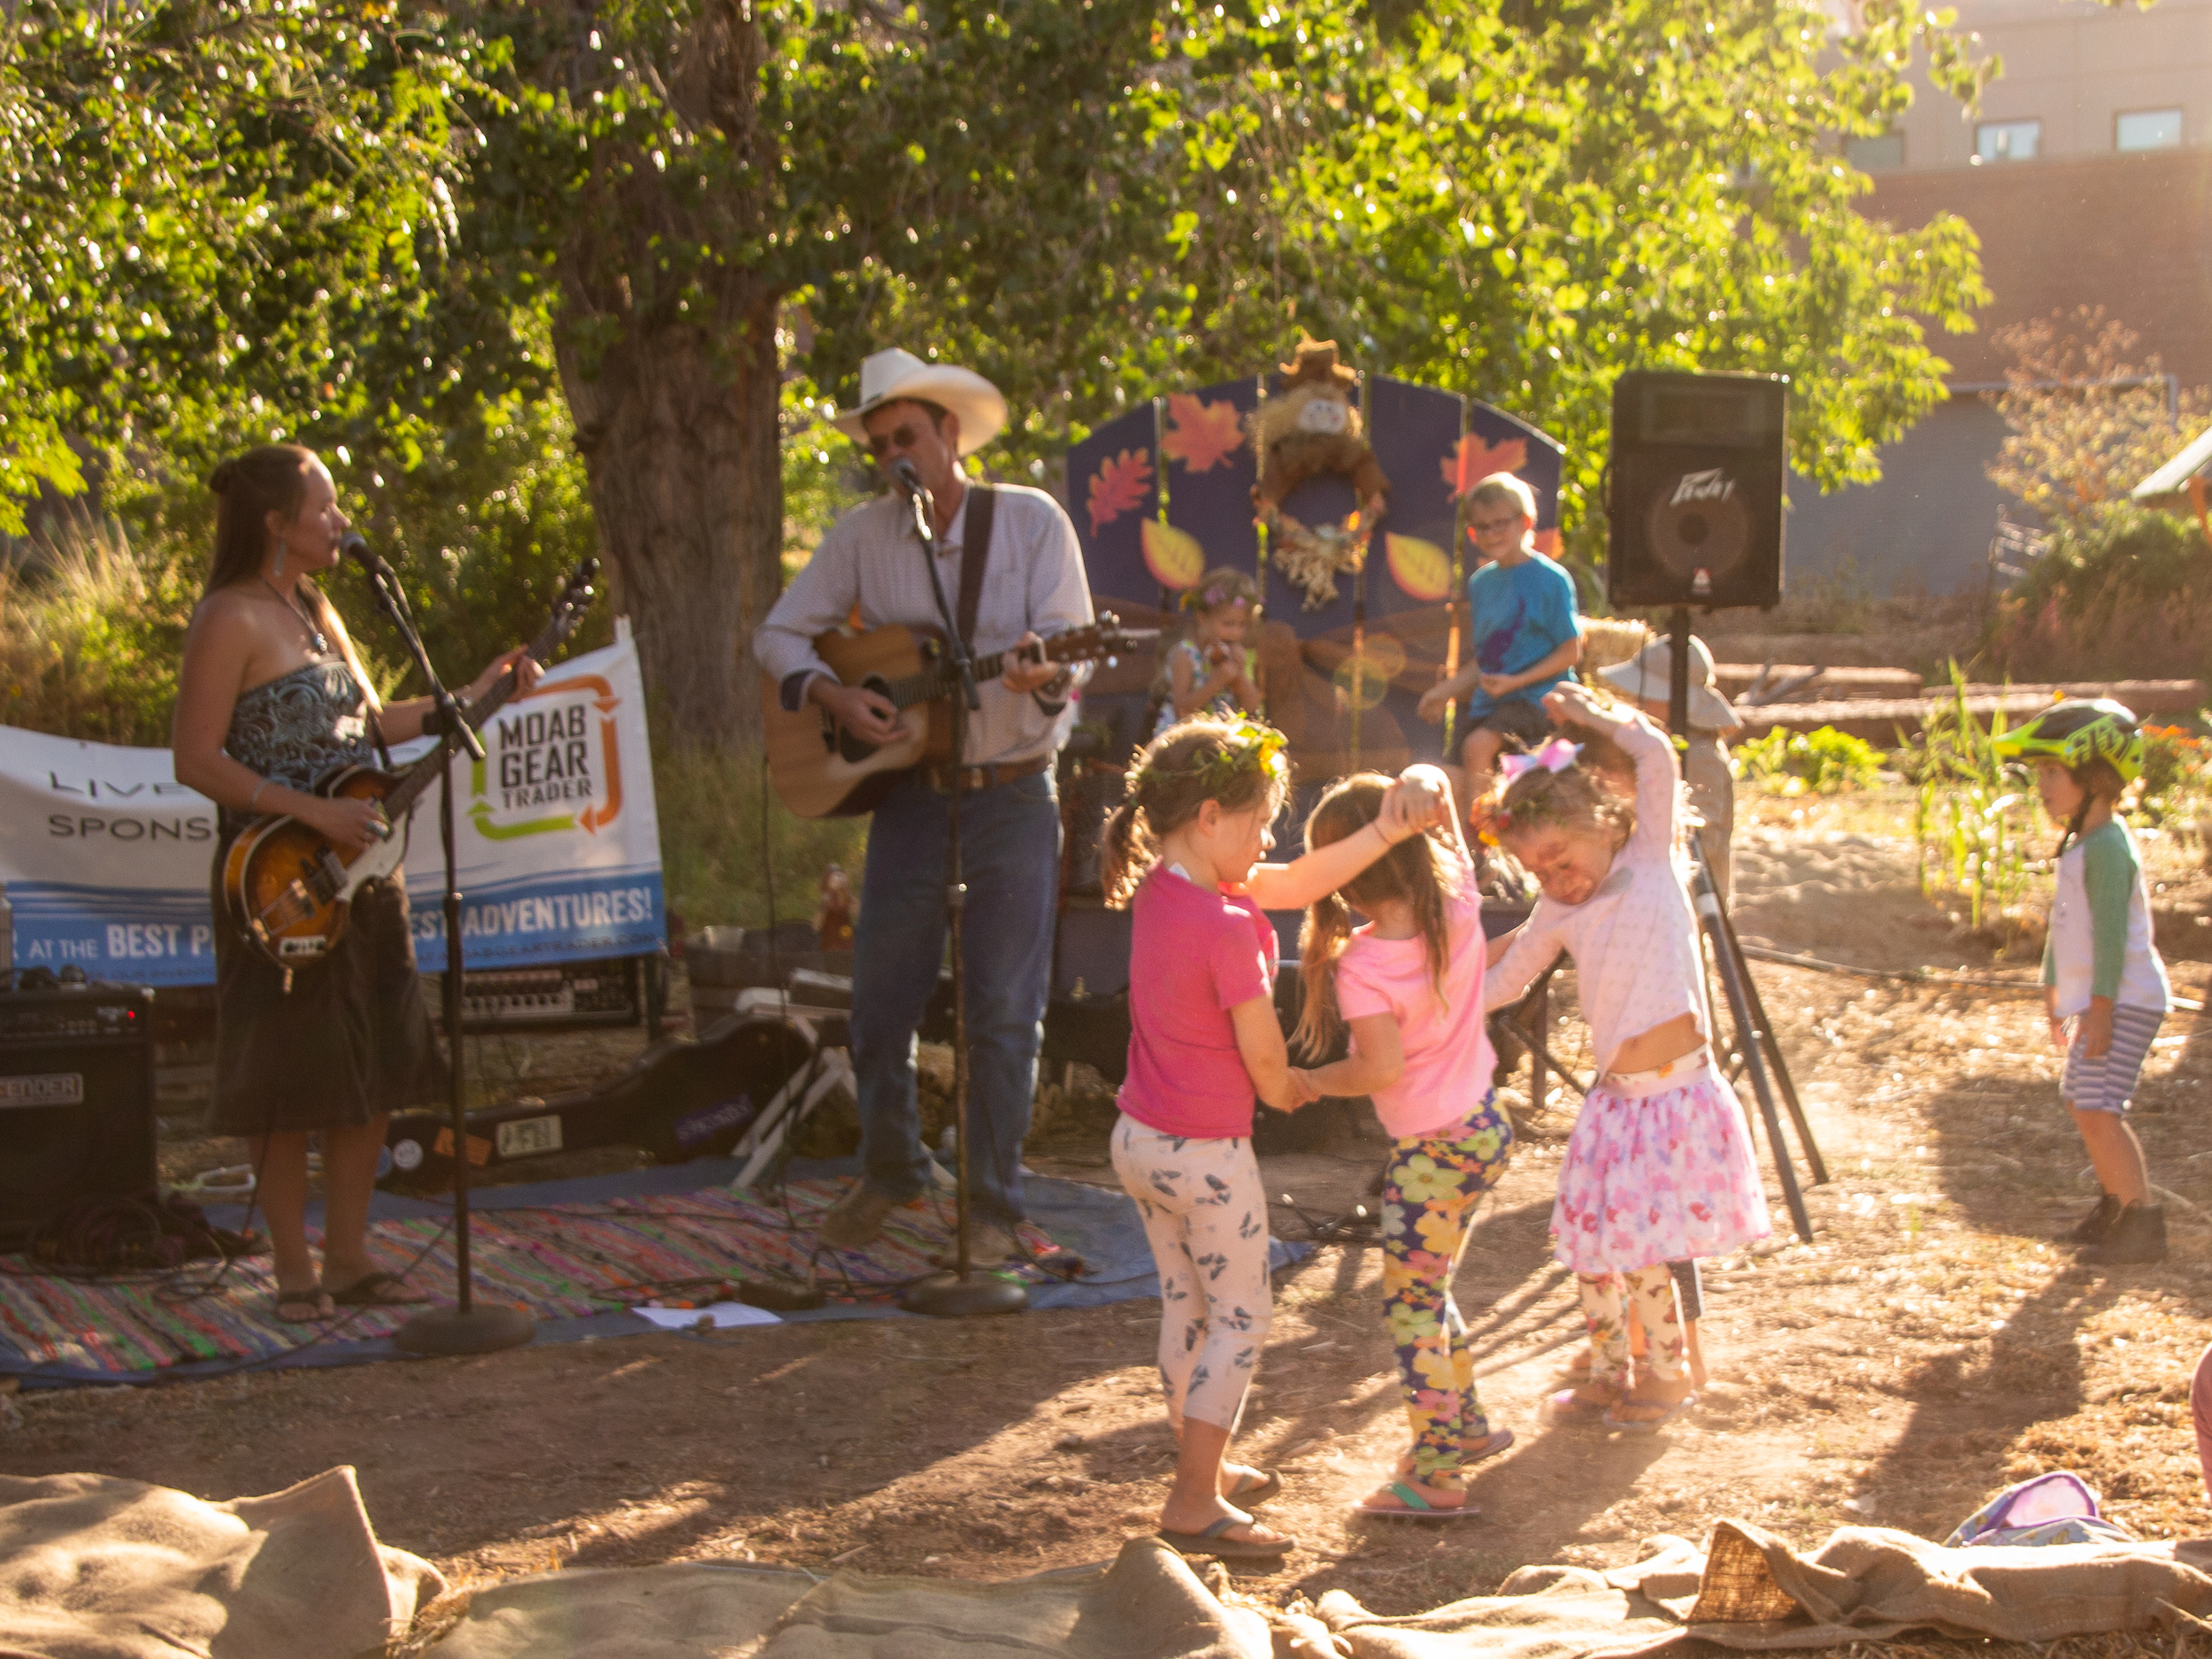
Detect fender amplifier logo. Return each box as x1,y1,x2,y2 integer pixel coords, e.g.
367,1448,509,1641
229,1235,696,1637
470,675,625,841
1670,468,1738,507
0,1072,84,1109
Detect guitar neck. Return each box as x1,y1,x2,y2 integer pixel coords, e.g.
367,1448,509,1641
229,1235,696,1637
380,620,565,819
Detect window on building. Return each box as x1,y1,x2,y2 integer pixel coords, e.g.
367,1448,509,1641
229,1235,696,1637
2116,109,2183,151
1974,119,2041,163
1846,131,1906,171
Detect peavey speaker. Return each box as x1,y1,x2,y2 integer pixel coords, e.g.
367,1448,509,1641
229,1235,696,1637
1607,371,1788,610
0,979,157,1246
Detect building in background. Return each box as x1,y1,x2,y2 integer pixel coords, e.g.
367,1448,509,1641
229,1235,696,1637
1785,0,2212,599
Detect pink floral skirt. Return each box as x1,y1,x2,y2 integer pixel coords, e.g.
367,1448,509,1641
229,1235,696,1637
1550,1060,1771,1274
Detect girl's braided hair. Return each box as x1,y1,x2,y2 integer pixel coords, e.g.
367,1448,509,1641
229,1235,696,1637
1100,716,1291,907
1294,773,1459,1056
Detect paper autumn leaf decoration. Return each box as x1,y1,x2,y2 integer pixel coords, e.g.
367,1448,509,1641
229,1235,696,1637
1087,448,1155,535
1161,394,1244,474
1443,434,1530,500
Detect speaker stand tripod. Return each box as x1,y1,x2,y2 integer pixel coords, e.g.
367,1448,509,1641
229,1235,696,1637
1664,608,1827,1243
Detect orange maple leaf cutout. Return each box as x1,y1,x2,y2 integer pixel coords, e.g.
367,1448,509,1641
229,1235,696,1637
1087,448,1156,535
1160,394,1246,475
1443,434,1531,499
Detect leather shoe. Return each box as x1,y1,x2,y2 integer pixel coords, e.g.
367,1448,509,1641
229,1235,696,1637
818,1183,903,1248
930,1217,1022,1268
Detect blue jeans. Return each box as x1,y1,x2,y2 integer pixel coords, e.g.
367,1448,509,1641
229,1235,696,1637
850,769,1060,1223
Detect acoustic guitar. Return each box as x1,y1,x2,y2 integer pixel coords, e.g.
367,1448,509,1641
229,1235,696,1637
220,559,600,969
762,617,1156,818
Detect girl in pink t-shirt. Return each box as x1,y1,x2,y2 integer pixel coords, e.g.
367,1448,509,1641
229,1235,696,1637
1101,715,1432,1563
1287,766,1514,1520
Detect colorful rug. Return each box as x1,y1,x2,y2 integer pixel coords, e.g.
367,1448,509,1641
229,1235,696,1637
0,1158,1310,1386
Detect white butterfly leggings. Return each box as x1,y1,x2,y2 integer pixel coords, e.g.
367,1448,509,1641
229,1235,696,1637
1111,1113,1274,1432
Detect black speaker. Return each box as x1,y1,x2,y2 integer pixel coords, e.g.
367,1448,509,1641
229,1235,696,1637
0,981,157,1246
1607,371,1787,609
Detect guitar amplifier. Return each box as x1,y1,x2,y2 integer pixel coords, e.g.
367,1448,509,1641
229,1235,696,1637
0,980,157,1246
430,958,643,1032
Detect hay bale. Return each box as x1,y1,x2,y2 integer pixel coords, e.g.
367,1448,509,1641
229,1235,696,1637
1580,618,1653,672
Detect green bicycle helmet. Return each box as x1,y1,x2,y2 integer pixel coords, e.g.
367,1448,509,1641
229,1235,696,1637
1990,698,2145,787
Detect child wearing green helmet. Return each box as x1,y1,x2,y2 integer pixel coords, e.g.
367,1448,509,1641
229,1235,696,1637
1993,699,2172,1265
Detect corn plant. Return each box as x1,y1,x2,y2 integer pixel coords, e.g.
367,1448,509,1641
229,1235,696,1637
1896,663,2040,937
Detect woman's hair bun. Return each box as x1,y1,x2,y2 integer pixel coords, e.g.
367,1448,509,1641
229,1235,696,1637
208,459,238,494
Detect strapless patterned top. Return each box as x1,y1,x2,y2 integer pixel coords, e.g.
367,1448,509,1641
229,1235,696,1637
219,659,376,836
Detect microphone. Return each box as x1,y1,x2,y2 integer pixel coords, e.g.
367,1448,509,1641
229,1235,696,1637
889,457,931,504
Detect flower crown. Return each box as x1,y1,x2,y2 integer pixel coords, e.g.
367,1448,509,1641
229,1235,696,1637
1180,582,1255,614
1134,718,1287,798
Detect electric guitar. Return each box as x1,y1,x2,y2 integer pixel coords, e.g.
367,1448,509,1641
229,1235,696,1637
762,617,1156,818
220,559,601,969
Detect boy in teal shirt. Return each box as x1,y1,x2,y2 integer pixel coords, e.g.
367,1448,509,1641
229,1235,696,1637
1417,472,1583,800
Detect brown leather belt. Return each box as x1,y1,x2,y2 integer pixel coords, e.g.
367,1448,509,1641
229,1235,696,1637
919,754,1051,794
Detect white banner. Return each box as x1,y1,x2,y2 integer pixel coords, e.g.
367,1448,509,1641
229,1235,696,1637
0,623,664,985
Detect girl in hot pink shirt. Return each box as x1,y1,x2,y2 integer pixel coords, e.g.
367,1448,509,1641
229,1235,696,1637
1288,766,1514,1520
1102,715,1433,1564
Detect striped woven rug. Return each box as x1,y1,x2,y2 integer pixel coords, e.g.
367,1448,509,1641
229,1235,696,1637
0,1177,1065,1380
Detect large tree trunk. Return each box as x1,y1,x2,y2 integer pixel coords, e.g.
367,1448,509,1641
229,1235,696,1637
557,312,781,749
543,0,780,751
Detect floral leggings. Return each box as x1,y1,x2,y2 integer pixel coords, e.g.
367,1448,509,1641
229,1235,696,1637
1578,1266,1687,1385
1382,1100,1514,1491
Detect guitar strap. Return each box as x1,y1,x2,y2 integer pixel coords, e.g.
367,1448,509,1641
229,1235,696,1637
954,483,996,650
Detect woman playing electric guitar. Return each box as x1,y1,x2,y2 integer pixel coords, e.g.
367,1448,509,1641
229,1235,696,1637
172,444,542,1324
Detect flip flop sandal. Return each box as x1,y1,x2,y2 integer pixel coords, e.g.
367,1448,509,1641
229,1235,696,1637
326,1271,429,1309
1225,1470,1282,1508
1605,1393,1697,1434
1156,1516,1295,1561
1394,1428,1515,1484
272,1286,332,1324
1540,1386,1622,1425
1353,1481,1481,1521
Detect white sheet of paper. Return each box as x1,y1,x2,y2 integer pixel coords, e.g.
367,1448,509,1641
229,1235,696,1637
630,1302,782,1330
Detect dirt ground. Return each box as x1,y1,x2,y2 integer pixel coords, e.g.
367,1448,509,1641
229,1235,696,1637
6,792,2212,1639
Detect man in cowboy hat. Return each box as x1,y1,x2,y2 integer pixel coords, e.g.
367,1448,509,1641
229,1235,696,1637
754,348,1094,1262
1596,631,1741,901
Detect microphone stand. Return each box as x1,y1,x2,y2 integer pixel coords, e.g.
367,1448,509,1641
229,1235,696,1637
895,472,1027,1318
354,547,535,1355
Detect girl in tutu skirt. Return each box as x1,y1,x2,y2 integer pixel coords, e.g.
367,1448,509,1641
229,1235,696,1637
1478,683,1770,1432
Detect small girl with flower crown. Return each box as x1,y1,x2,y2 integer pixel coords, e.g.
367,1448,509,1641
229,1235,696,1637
1478,682,1770,1432
1102,714,1438,1562
1155,567,1263,736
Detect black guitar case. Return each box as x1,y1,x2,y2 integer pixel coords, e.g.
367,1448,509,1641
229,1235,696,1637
379,1013,820,1194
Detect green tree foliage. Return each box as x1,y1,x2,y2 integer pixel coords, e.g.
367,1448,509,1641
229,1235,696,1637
1,0,1997,758
0,3,494,531
1986,306,2210,530
443,0,1183,744
1153,0,1993,525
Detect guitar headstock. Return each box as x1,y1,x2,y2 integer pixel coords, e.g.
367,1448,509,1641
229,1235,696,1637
526,557,602,663
1045,613,1163,668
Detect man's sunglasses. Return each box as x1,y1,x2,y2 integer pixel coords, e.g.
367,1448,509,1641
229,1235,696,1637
867,423,933,459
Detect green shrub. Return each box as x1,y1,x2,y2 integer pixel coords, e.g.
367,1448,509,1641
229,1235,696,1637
0,515,198,745
1733,725,1885,795
2008,504,2212,638
652,740,870,933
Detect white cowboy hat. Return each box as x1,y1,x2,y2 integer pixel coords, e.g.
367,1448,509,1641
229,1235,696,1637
832,348,1007,457
1597,634,1740,733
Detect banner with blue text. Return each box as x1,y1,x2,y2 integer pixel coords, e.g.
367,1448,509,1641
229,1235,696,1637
0,624,664,985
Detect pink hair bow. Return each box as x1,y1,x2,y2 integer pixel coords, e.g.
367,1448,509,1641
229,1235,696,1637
1498,737,1581,782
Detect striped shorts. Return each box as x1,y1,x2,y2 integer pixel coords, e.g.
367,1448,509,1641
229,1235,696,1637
2060,1004,2164,1116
